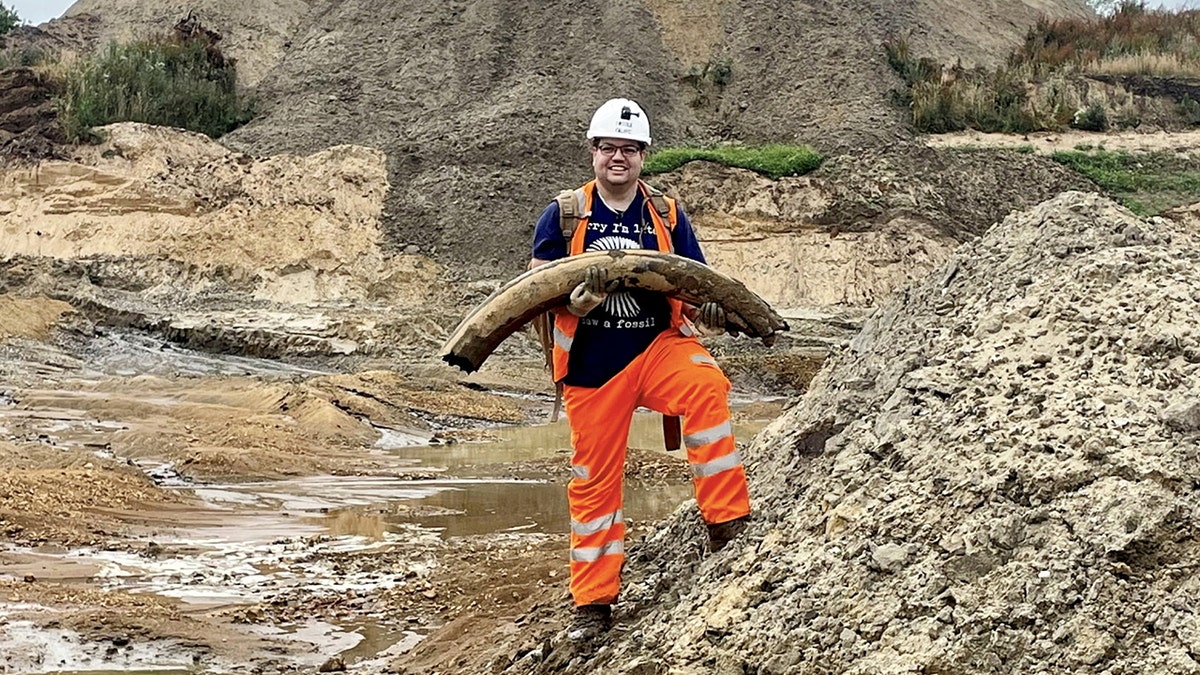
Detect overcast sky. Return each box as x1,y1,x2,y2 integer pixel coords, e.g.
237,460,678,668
5,0,1200,27
1141,0,1200,8
7,0,73,26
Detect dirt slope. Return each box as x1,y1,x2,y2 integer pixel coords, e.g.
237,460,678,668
57,0,313,88
0,122,393,302
0,122,482,369
656,144,1094,310
213,0,1091,276
911,0,1093,65
11,0,1091,277
473,191,1200,673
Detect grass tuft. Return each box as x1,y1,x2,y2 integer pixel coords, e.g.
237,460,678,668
887,3,1200,134
0,2,18,35
1050,148,1200,215
56,36,252,142
0,46,55,70
643,145,823,179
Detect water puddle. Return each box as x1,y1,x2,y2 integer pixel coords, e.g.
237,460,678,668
0,604,197,674
43,667,192,672
0,406,126,458
1,334,780,673
371,412,768,536
39,667,189,672
81,330,332,379
2,410,767,600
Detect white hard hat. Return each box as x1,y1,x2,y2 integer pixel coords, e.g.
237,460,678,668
586,98,652,145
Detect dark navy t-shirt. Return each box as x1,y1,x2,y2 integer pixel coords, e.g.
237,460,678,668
532,190,706,388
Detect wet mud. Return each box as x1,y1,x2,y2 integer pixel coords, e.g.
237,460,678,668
0,332,782,673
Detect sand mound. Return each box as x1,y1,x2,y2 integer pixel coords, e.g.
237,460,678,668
0,295,74,340
0,122,450,306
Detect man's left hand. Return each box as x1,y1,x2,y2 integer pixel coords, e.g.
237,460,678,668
695,302,725,337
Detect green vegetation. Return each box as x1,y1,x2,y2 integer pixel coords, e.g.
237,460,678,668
1073,102,1109,132
1178,97,1200,125
885,38,1075,133
0,46,53,70
0,3,19,35
886,3,1200,134
707,58,733,88
643,144,823,180
56,36,253,142
684,57,735,107
1050,149,1200,215
1015,2,1200,75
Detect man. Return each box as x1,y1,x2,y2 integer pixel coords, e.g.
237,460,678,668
529,98,751,640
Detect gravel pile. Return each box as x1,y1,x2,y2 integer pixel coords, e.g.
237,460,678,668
517,191,1200,673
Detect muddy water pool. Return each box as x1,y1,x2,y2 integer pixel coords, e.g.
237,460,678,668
2,400,771,673
1,329,778,671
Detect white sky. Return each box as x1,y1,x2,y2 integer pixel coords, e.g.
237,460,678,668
1147,0,1200,8
6,0,74,26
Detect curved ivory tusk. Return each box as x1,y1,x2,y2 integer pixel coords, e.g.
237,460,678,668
439,250,789,373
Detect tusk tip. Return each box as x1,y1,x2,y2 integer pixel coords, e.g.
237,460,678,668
441,353,479,373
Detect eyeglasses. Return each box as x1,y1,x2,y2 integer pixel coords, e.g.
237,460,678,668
595,144,643,158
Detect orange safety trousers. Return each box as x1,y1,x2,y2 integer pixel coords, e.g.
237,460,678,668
562,329,751,607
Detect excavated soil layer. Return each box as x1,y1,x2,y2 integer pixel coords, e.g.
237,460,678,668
209,0,1089,276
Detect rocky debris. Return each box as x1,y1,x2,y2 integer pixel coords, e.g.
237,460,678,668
499,191,1200,673
0,441,185,546
0,14,102,53
318,655,346,672
0,67,66,163
1162,401,1200,432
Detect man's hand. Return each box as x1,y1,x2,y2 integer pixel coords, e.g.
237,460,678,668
695,301,726,337
568,265,616,317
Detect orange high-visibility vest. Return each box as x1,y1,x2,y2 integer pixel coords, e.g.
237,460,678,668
551,180,685,383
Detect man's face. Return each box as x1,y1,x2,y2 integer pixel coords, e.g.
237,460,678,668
591,138,645,188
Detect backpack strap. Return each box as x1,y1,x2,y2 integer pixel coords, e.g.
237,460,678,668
556,188,588,242
529,260,564,423
642,183,677,230
543,189,585,424
529,308,565,423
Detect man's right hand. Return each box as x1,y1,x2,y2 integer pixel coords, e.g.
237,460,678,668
568,265,615,317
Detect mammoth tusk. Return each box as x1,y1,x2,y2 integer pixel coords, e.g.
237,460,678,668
439,250,789,373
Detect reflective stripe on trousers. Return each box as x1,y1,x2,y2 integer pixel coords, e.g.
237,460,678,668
570,539,625,563
571,509,623,536
563,329,750,607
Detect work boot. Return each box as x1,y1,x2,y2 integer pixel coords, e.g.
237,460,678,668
566,603,612,641
707,515,750,552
